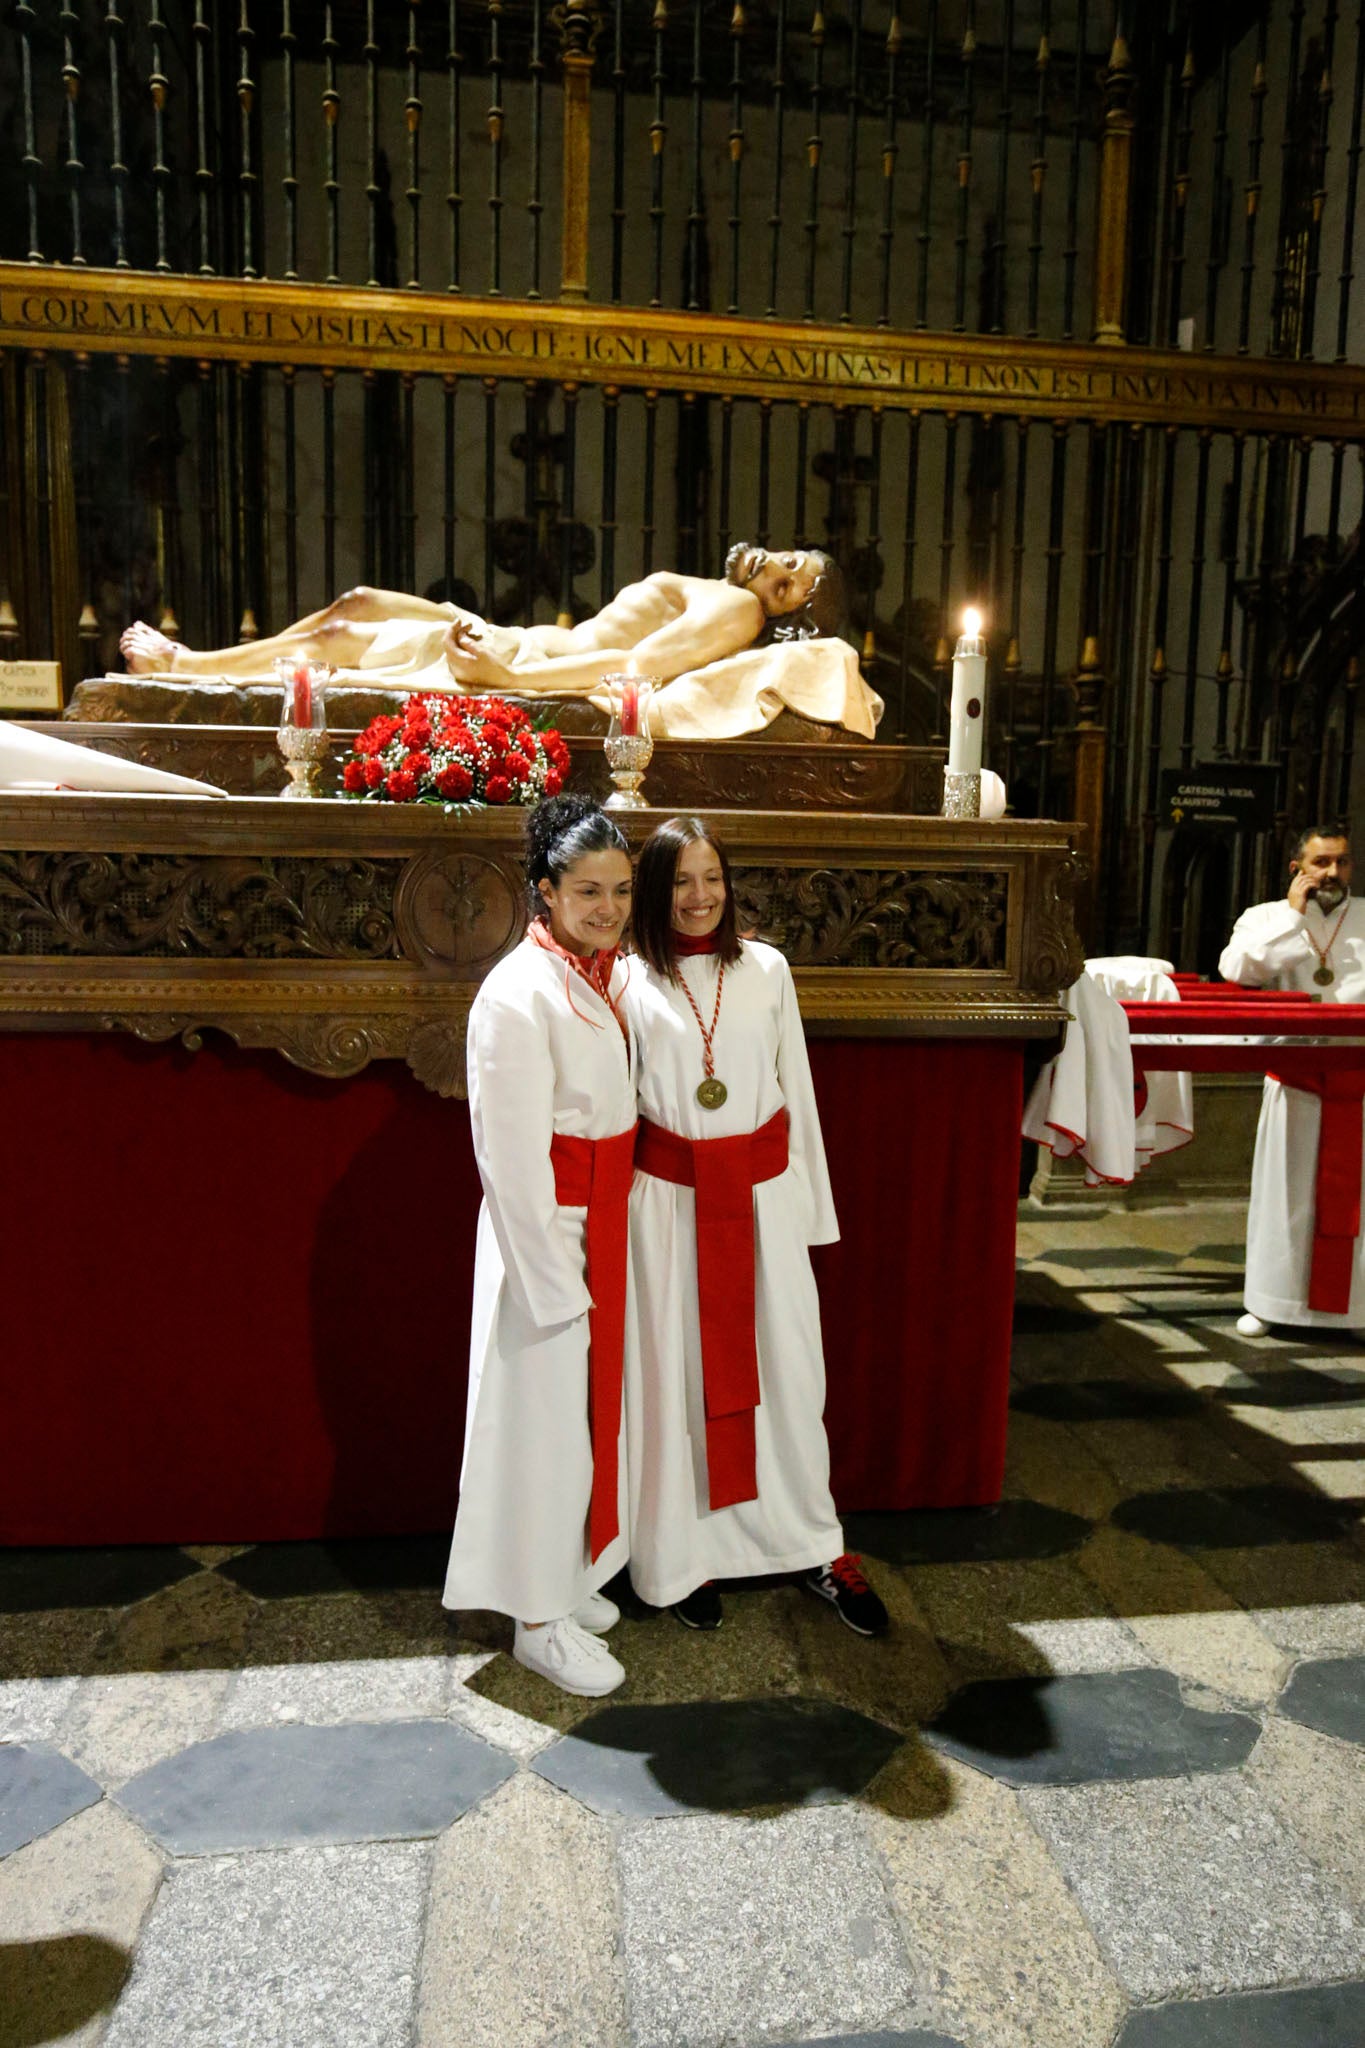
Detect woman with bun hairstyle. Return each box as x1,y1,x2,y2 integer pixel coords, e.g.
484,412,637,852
622,816,888,1636
443,794,637,1696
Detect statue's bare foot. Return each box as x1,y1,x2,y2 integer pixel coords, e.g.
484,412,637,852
443,622,512,692
120,621,181,674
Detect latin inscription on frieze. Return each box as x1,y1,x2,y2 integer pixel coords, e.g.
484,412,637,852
3,270,1361,434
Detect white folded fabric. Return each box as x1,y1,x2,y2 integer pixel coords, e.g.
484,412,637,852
1022,972,1138,1187
0,721,227,798
1084,956,1194,1163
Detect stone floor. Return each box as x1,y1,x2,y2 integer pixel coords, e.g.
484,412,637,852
4,1200,1365,2048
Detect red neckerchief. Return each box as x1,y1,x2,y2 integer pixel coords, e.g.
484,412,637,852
526,918,629,1048
671,931,722,956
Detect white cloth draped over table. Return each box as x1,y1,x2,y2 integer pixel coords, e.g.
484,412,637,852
0,719,227,796
1021,959,1194,1188
442,938,634,1623
620,940,845,1608
1220,897,1365,1327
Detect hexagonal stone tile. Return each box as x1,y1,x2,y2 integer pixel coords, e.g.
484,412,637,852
216,1535,450,1599
1012,1303,1104,1336
1040,1247,1182,1270
533,1698,902,1818
780,2036,965,2047
1219,1369,1365,1409
0,1546,199,1614
844,1501,1091,1566
115,1718,513,1852
0,1742,103,1855
1277,1655,1365,1748
924,1668,1260,1788
1012,1380,1204,1423
1112,1978,1365,2044
1112,1485,1353,1548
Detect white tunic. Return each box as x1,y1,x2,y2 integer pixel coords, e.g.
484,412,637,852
1219,895,1365,1327
443,938,634,1622
622,939,844,1607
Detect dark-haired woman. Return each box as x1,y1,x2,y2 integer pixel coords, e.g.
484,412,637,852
622,818,889,1636
443,795,637,1695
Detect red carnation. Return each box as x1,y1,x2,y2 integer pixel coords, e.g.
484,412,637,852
436,762,474,800
543,768,563,797
386,768,419,802
363,758,384,788
343,760,367,793
485,774,512,804
404,750,431,778
516,730,539,760
504,753,530,784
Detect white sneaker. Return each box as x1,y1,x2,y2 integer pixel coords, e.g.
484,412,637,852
513,1618,625,1697
1236,1311,1269,1338
573,1590,620,1634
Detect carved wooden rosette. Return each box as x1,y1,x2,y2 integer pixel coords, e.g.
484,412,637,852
0,796,1082,1091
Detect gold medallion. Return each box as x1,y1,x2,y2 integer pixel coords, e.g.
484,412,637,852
1315,965,1335,986
696,1077,728,1110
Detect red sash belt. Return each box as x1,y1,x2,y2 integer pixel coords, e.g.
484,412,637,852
1266,1071,1365,1313
634,1108,789,1511
550,1123,637,1561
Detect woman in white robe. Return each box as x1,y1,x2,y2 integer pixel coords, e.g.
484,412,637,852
621,817,889,1636
443,796,637,1695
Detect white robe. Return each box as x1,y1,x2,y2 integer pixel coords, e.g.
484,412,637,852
443,938,634,1621
1219,895,1365,1327
621,939,844,1607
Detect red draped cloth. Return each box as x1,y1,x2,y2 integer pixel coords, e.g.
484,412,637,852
0,1033,1023,1541
549,1125,637,1559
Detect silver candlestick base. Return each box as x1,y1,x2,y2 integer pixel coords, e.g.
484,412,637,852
278,725,330,799
942,767,981,820
603,730,654,809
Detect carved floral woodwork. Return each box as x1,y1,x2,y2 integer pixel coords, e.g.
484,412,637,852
47,711,945,816
0,793,1082,1094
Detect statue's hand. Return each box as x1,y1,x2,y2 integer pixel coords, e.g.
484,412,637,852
443,621,509,689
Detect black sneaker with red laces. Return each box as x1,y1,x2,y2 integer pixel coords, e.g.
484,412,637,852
803,1554,889,1637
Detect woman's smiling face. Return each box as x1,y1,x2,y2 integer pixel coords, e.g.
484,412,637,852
671,837,727,937
538,849,634,954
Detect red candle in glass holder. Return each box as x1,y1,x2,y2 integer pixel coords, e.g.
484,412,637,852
292,659,313,729
619,678,639,736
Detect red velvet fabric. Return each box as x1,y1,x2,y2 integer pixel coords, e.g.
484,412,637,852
550,1125,637,1560
809,1040,1023,1511
0,1032,1023,1543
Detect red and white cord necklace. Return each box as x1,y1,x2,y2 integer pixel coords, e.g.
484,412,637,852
677,957,728,1109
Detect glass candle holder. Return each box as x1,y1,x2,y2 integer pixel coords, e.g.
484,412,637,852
275,657,330,800
601,672,656,810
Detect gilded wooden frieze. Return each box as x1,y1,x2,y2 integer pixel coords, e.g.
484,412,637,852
5,266,1365,436
0,793,1082,1093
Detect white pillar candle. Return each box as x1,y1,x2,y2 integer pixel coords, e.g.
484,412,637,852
948,608,987,774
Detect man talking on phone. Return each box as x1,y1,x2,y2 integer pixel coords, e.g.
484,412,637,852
1219,826,1365,1335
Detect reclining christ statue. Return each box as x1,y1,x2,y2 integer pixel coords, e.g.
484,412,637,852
119,544,884,742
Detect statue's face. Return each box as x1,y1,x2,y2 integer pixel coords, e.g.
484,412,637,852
724,543,821,617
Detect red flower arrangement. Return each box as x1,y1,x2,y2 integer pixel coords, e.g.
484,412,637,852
340,693,572,809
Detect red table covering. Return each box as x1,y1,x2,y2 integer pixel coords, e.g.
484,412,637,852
0,1032,1023,1544
1124,996,1365,1314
